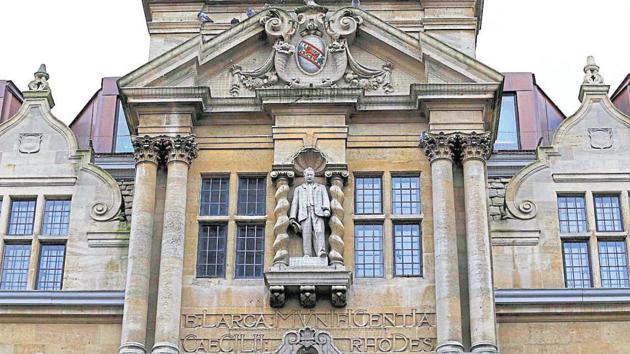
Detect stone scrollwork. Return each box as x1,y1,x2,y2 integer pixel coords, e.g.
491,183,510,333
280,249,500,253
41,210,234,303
132,135,163,165
325,170,349,267
273,327,342,354
459,131,492,161
271,171,295,267
419,131,457,162
162,135,199,166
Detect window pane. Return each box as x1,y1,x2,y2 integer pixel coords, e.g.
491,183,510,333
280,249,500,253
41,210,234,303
37,245,66,290
392,176,421,215
557,195,587,233
0,245,31,290
599,240,629,288
494,94,519,150
8,200,36,235
594,195,623,232
235,224,265,278
394,223,422,277
114,101,133,153
196,224,227,278
355,176,382,215
42,200,71,236
354,224,384,278
562,241,592,288
200,177,229,216
237,177,266,216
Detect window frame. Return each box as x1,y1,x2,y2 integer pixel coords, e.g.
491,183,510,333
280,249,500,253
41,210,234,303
392,222,423,278
556,194,588,234
36,243,66,291
0,243,32,290
234,223,266,279
41,198,72,236
112,98,133,153
199,176,231,216
494,92,521,151
354,223,385,279
597,239,630,288
7,198,37,236
562,240,593,288
196,223,228,278
237,175,267,217
593,194,624,233
391,175,422,216
354,174,384,215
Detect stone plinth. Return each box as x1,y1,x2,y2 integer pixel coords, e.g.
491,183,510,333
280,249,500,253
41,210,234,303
265,263,352,309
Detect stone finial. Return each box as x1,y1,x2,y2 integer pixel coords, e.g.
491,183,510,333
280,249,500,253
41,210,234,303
583,56,604,85
28,64,50,91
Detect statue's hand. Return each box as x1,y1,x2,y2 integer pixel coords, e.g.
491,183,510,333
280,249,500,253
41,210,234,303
290,219,302,234
323,210,331,218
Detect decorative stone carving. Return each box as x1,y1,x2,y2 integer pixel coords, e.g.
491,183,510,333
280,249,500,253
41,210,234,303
230,6,393,95
331,285,347,308
583,55,604,85
419,131,457,162
459,131,492,161
299,286,317,308
162,135,199,165
588,128,613,150
325,170,348,267
27,64,50,91
271,170,295,267
18,133,43,154
273,327,342,354
290,167,331,260
292,147,328,176
132,135,163,165
269,285,286,308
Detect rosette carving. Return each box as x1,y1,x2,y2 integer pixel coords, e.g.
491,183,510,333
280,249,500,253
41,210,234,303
271,171,295,266
163,135,199,165
460,131,492,161
325,170,349,267
419,132,457,162
132,135,163,165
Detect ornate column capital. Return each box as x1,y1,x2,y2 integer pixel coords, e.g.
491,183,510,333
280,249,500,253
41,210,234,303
325,169,349,185
460,131,492,162
163,135,199,166
132,135,162,165
270,170,295,185
420,131,457,162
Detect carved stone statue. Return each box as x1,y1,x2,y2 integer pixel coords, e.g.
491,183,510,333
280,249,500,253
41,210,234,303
290,167,331,259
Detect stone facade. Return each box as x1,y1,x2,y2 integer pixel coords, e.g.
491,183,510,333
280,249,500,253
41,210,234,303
0,2,629,354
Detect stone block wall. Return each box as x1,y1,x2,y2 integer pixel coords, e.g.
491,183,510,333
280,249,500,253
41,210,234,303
488,177,509,221
117,179,135,222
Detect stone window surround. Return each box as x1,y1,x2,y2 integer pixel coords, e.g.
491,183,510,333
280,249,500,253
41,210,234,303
352,171,424,281
196,172,268,282
556,190,630,288
0,194,70,291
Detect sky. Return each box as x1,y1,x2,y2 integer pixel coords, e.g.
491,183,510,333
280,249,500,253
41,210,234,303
0,0,628,123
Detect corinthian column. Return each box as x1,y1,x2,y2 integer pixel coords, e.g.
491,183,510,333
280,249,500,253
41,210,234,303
420,132,464,353
152,136,198,354
120,136,162,354
460,132,498,353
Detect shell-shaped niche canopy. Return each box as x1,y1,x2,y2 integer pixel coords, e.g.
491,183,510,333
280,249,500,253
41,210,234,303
292,147,328,176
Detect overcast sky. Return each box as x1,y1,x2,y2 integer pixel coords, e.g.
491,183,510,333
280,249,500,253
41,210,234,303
0,0,628,123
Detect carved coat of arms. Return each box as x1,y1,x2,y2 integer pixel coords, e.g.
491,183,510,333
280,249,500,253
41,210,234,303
230,6,393,95
18,133,43,154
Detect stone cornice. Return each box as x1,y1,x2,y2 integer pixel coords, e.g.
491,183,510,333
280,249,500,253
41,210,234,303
0,291,125,307
495,288,630,305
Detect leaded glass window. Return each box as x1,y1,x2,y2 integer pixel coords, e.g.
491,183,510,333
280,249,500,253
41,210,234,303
8,200,36,235
598,240,629,288
394,223,422,277
42,200,71,236
355,176,382,215
197,224,227,278
594,195,623,232
354,224,384,278
200,177,229,216
392,176,421,215
235,224,265,279
37,245,66,290
557,195,587,233
562,241,592,288
237,177,266,216
0,245,31,290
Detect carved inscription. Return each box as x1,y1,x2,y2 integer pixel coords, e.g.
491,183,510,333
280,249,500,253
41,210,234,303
181,309,436,353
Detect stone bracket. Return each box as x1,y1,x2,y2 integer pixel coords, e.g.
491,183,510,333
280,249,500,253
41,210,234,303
265,266,352,308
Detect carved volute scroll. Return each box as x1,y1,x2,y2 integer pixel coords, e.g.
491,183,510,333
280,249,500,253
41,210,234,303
162,135,199,166
460,131,492,162
326,170,349,267
419,131,457,162
271,171,295,267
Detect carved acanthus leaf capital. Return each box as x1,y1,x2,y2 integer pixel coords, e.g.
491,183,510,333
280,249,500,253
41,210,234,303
420,132,457,162
460,132,492,162
163,135,199,166
132,135,162,165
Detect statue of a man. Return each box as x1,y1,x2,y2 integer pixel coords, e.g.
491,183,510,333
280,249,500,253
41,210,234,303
290,167,331,259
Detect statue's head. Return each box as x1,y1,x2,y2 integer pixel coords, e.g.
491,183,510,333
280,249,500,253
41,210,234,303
304,167,315,183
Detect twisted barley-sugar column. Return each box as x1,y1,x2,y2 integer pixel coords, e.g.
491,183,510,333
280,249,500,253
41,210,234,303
461,132,498,353
326,171,348,267
119,136,161,354
152,136,198,354
420,132,464,353
271,171,294,267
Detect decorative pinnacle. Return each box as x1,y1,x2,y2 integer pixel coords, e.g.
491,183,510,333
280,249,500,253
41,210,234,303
583,55,604,85
27,64,51,91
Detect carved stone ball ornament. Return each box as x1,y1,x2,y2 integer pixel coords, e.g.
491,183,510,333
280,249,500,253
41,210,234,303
230,6,393,95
